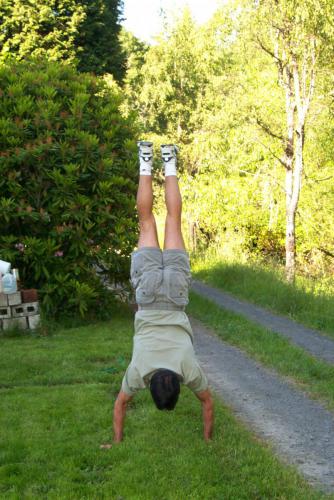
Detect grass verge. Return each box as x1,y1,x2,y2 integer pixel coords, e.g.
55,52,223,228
0,305,328,499
188,291,334,412
192,254,334,337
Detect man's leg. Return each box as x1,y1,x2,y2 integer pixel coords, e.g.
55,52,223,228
137,175,160,249
164,176,185,250
161,144,185,250
137,141,159,249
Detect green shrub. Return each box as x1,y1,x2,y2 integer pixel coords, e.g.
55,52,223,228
0,57,138,318
243,224,285,261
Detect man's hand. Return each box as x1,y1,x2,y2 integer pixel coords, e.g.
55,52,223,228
113,390,133,443
195,389,214,441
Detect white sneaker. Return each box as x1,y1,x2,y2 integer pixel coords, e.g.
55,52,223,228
160,144,179,163
137,141,153,163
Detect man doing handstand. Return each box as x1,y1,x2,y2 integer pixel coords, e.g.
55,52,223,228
111,142,214,443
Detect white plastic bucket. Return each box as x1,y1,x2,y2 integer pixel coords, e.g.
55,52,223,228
2,273,17,294
0,260,11,275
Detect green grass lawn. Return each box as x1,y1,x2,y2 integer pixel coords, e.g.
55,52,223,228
192,253,334,337
0,305,330,499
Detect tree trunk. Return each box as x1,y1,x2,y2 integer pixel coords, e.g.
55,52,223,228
259,19,316,284
188,219,197,252
285,209,296,282
284,70,296,282
285,121,304,282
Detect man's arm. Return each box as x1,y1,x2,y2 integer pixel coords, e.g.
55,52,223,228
195,389,214,441
113,390,133,443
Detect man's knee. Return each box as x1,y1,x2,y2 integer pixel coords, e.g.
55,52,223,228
166,200,182,218
137,202,152,219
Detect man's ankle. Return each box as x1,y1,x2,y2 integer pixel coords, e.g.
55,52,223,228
161,144,178,177
138,141,153,175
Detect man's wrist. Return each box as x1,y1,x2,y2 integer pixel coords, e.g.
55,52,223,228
204,432,212,442
113,429,123,443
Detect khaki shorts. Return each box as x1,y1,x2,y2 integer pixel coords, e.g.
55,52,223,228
130,247,192,310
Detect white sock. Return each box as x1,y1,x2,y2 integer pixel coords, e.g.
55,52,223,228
164,160,177,177
140,159,152,176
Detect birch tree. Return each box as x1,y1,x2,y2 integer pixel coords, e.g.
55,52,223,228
254,0,334,281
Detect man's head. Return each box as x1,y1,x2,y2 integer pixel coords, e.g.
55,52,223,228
150,369,180,410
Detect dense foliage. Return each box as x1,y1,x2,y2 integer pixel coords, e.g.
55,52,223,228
0,0,125,81
1,0,333,322
121,3,334,278
0,58,138,317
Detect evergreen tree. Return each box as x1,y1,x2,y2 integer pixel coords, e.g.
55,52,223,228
75,0,125,80
0,0,125,81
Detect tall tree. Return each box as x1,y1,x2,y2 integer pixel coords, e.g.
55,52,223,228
128,8,208,143
119,28,149,116
75,0,125,80
0,0,125,81
253,0,334,281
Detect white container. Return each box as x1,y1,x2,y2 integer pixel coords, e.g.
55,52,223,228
0,260,11,275
2,273,17,294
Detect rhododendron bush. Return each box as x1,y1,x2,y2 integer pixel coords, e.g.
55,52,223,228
0,58,138,317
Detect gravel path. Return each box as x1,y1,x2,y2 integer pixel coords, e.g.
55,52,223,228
191,317,334,493
192,280,334,365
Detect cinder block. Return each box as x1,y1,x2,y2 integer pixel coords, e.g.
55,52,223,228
12,302,39,318
0,293,8,307
0,306,11,319
8,292,22,306
21,289,38,303
28,314,40,330
2,316,28,331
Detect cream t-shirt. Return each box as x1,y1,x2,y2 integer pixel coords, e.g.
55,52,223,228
121,310,208,395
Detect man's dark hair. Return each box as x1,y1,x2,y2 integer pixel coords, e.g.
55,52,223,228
150,369,180,410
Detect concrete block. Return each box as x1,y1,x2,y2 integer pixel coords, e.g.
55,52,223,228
12,302,39,318
28,314,40,330
2,316,28,331
0,293,8,307
7,292,22,306
0,306,11,319
21,289,38,303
